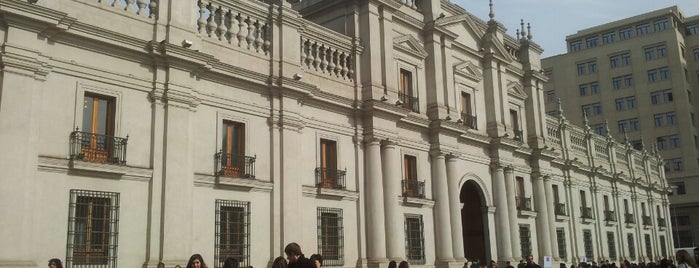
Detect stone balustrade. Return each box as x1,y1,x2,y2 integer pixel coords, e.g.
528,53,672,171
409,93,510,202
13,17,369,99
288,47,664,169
196,0,271,54
300,23,355,81
84,0,158,18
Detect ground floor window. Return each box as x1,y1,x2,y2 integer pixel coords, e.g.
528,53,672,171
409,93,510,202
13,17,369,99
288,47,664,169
607,232,617,260
583,229,594,260
215,200,250,268
519,225,532,259
556,228,567,259
405,215,425,265
317,207,344,266
66,190,120,268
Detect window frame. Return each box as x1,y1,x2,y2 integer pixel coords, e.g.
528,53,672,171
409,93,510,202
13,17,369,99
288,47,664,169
66,189,120,268
404,214,425,265
215,200,251,268
317,207,344,266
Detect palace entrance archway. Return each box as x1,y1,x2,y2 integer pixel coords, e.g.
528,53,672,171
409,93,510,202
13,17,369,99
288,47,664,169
460,180,488,263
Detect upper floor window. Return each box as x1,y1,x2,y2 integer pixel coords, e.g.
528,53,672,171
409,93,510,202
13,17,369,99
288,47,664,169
670,182,687,195
460,92,477,129
593,124,606,135
686,24,699,35
602,32,616,44
610,53,631,68
619,27,633,40
78,93,118,164
215,200,250,268
659,67,670,81
67,189,120,268
645,44,667,60
651,89,673,105
654,19,669,31
582,103,602,117
621,53,632,66
615,96,636,111
636,23,651,36
694,48,699,61
317,139,341,188
220,120,247,178
586,37,599,48
618,118,640,132
402,155,423,198
399,69,419,113
664,158,683,172
405,215,425,265
570,40,583,52
317,207,344,266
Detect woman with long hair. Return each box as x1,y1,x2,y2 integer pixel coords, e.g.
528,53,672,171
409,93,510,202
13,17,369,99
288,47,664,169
187,254,207,268
677,250,698,268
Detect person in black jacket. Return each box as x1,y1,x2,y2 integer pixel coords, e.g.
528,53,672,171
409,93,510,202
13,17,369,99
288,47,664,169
285,243,315,268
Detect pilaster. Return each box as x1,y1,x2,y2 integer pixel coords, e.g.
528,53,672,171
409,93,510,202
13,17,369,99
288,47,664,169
430,152,455,266
492,165,513,262
381,140,403,261
503,166,521,258
446,156,466,262
364,138,388,263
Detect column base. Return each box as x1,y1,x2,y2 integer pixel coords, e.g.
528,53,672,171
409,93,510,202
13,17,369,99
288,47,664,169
366,258,390,268
436,259,463,268
0,261,37,268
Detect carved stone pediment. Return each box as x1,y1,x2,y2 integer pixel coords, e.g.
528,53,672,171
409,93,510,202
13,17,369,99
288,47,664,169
393,34,428,59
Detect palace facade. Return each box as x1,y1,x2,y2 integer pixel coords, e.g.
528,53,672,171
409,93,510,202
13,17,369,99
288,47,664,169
0,1,672,268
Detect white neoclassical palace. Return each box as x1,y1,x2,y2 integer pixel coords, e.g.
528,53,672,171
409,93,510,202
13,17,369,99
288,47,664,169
0,1,672,268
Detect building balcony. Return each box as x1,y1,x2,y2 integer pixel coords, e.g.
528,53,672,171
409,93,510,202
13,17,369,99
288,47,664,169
604,210,617,223
215,151,256,179
642,216,652,226
315,168,346,190
70,129,128,165
554,202,569,221
398,92,420,113
580,207,594,219
516,197,533,211
402,179,425,198
658,217,667,228
514,129,523,142
624,213,636,225
460,113,477,130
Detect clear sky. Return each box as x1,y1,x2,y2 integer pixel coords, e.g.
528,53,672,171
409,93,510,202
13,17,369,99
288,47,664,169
452,0,699,57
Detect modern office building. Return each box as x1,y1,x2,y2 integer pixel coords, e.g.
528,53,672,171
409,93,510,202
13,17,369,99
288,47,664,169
0,1,671,268
543,6,699,249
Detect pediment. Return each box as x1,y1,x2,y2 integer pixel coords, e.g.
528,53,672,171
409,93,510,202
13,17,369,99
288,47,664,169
394,34,428,59
453,61,482,82
436,14,485,40
507,80,527,100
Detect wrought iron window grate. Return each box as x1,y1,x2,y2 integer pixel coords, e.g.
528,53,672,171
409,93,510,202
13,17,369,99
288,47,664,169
66,189,120,268
215,200,250,268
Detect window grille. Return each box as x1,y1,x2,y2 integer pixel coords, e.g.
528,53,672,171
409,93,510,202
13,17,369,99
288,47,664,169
405,215,425,265
583,229,594,260
66,190,120,268
317,207,344,266
215,200,250,268
644,234,652,259
628,234,636,260
607,232,617,260
519,225,532,259
556,228,567,259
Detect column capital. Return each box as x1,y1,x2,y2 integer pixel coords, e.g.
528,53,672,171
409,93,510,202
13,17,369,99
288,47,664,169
503,165,515,174
381,139,399,148
364,136,382,146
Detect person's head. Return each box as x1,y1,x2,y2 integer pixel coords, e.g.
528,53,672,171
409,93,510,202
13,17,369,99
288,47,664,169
223,258,239,268
389,261,398,268
284,243,303,263
399,261,410,268
527,256,535,264
694,248,699,259
490,260,498,268
310,254,323,268
273,257,288,268
48,259,63,268
158,262,166,268
175,265,182,268
187,254,206,268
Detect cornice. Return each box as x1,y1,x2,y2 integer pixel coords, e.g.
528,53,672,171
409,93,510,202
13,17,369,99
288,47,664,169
37,155,152,182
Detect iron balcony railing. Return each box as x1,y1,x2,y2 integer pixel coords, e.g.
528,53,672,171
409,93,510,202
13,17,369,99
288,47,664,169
215,151,256,179
604,210,617,222
580,207,594,219
642,216,652,226
658,217,667,227
516,197,532,211
70,129,128,165
554,202,567,216
398,92,420,113
315,167,346,189
460,113,477,129
402,179,425,198
624,213,635,224
514,129,524,142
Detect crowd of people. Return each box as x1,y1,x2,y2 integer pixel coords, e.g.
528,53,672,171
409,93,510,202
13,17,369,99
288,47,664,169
44,245,699,268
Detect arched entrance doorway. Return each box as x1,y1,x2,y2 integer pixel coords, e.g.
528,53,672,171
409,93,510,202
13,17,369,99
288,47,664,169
460,180,488,263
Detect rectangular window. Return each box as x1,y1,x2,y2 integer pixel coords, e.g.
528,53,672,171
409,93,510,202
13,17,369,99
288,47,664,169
607,232,617,260
669,134,680,148
659,67,670,80
671,182,687,195
399,69,418,112
657,45,667,58
667,112,676,125
612,76,622,89
81,93,117,164
628,234,636,260
519,225,532,259
673,158,683,171
403,155,421,198
636,23,650,36
651,89,673,104
221,121,246,178
620,27,633,40
631,140,643,150
629,118,640,131
660,236,667,259
593,124,605,135
624,74,633,87
610,55,620,68
621,53,632,66
461,92,472,116
602,32,616,44
694,48,699,61
319,139,338,187
648,69,658,82
215,200,250,268
405,215,425,265
317,207,344,266
657,136,668,150
579,84,588,96
689,24,699,35
67,190,120,268
645,47,656,61
644,234,652,259
654,19,669,31
588,61,597,73
615,98,625,111
570,40,583,52
618,120,627,133
590,82,600,94
577,63,586,75
654,114,665,127
583,229,594,260
556,228,567,259
627,96,636,109
586,37,598,48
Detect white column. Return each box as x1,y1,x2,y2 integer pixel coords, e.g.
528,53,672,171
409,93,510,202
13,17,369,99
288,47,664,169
382,141,403,260
504,167,522,258
365,139,388,262
492,166,513,261
431,153,455,263
447,156,466,261
544,177,560,260
533,175,553,261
